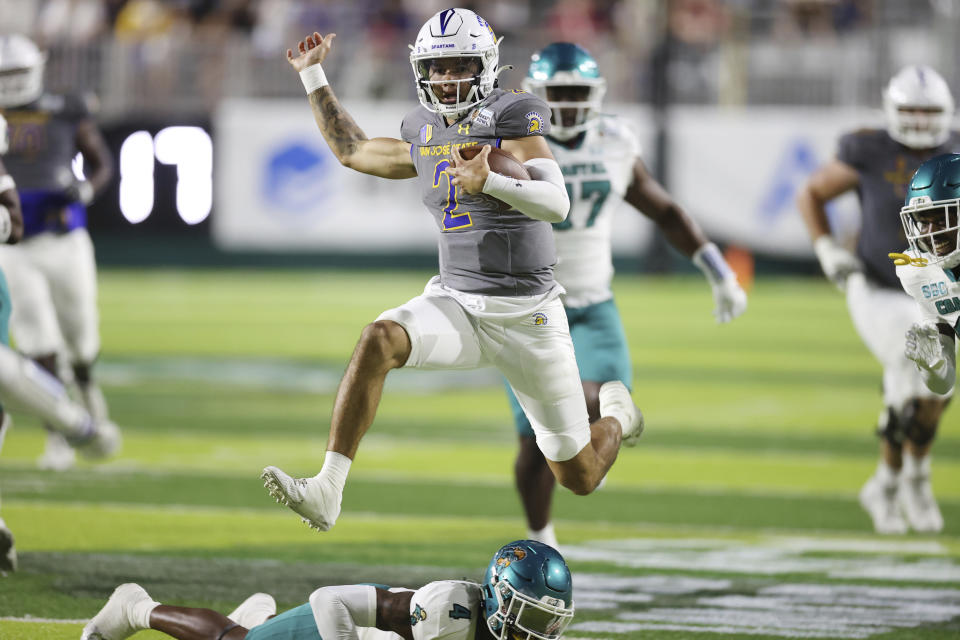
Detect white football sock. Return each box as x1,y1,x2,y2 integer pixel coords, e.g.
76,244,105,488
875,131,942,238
901,452,931,479
131,596,161,629
315,451,352,494
527,523,558,549
875,459,899,486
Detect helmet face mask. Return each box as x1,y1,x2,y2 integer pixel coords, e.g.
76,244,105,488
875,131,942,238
414,56,483,115
884,65,955,149
482,541,575,640
901,200,960,267
522,43,605,141
900,153,960,269
409,9,501,120
0,34,45,108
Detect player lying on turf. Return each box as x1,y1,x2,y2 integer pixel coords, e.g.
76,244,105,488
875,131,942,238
892,153,960,531
82,540,575,640
262,8,643,534
797,65,958,534
0,113,118,573
510,42,747,547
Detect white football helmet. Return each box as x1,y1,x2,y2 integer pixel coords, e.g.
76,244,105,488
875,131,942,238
883,65,955,149
0,34,45,108
409,8,503,120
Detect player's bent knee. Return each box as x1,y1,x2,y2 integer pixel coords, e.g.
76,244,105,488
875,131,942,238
357,321,411,368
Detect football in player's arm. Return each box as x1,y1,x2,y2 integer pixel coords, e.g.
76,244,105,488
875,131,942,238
82,540,575,640
895,152,960,396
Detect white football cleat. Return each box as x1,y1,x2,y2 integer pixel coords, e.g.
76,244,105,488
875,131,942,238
859,473,907,535
37,430,76,471
0,517,16,574
81,583,154,640
228,592,276,629
599,381,644,446
261,466,341,532
898,468,944,533
74,420,122,460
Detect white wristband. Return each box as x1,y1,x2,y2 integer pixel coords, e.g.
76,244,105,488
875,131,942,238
692,242,733,285
300,64,328,94
0,174,14,194
0,204,12,243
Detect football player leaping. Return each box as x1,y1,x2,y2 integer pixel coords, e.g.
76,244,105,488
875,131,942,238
894,153,960,533
262,9,644,533
82,540,575,640
797,66,960,534
0,113,119,574
0,34,115,471
510,42,747,547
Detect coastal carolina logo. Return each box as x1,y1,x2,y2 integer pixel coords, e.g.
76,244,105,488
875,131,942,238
420,124,433,144
525,111,544,134
532,312,548,326
410,604,428,626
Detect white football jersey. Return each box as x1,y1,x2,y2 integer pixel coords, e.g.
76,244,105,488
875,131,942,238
549,114,640,308
357,581,480,640
896,251,960,335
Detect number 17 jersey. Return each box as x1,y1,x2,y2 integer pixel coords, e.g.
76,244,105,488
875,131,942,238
550,115,640,308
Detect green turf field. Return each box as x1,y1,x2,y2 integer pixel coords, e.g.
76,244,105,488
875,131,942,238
1,269,958,640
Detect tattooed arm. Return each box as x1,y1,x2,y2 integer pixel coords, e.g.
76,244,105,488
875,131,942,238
289,32,415,179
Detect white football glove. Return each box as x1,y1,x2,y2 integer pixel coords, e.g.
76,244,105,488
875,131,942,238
813,235,862,291
712,277,748,323
905,322,945,371
905,321,956,395
693,243,747,324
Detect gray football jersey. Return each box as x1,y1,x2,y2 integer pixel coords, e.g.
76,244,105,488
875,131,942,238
401,89,557,295
837,128,960,289
1,93,92,191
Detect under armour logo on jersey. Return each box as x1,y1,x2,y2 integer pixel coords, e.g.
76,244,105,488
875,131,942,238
439,9,457,35
457,123,470,135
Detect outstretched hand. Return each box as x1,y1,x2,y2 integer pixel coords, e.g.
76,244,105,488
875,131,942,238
286,32,337,71
905,322,945,371
448,145,491,194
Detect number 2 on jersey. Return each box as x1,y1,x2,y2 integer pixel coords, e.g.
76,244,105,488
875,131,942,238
554,179,611,231
433,160,473,231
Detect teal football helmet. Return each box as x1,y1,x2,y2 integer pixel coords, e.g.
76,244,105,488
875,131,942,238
900,153,960,268
522,42,605,141
481,540,574,640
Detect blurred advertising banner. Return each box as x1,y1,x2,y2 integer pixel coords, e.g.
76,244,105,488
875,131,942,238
213,99,875,257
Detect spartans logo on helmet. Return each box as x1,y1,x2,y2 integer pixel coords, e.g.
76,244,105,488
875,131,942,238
409,8,506,120
884,65,955,150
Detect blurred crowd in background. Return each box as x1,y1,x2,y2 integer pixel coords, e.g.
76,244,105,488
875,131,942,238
1,0,958,118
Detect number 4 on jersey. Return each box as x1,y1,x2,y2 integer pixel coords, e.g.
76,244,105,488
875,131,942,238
448,603,471,619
